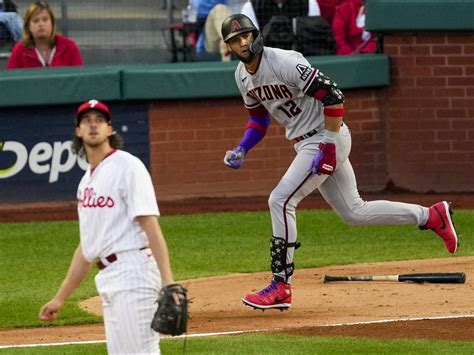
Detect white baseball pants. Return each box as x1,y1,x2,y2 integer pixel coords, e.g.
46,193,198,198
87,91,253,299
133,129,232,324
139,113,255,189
95,248,161,354
269,123,429,283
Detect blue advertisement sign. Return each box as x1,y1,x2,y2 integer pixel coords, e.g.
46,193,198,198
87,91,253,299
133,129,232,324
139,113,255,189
0,101,150,203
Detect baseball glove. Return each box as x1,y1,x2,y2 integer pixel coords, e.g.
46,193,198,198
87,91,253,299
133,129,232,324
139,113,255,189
151,283,188,336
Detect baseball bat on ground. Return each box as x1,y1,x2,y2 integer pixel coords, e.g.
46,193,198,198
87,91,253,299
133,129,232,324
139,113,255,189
323,272,466,284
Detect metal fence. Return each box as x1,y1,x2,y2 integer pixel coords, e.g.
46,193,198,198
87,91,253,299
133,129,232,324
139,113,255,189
11,0,189,65
2,1,376,67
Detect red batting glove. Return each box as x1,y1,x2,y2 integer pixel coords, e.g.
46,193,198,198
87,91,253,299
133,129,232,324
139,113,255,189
311,143,337,175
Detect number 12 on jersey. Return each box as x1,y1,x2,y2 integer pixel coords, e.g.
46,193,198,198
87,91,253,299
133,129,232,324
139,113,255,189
277,100,302,119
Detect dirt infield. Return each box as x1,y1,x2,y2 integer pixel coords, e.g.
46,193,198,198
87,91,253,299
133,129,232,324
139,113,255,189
0,193,473,347
1,257,473,346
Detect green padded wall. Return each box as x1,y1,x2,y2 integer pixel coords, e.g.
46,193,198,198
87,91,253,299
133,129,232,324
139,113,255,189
0,54,389,107
366,0,474,32
0,66,122,107
122,54,390,100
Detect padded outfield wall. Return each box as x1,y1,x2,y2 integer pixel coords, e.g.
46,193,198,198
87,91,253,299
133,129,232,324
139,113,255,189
0,56,389,203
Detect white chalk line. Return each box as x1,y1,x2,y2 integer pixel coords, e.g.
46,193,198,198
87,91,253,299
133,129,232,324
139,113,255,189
317,313,474,327
1,314,473,349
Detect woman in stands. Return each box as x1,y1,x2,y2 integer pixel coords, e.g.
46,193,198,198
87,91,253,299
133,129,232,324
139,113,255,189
7,1,83,69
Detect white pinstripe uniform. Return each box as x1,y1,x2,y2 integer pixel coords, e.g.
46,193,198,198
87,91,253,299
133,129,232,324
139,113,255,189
78,149,161,354
235,47,429,283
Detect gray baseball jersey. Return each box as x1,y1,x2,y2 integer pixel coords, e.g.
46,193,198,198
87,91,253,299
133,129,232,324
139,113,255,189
235,47,325,140
232,47,429,289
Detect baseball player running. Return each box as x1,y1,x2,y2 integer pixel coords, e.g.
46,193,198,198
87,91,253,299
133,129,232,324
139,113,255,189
221,15,459,310
39,100,180,354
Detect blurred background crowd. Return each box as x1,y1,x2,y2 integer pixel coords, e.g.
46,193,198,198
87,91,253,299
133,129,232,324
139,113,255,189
0,0,379,69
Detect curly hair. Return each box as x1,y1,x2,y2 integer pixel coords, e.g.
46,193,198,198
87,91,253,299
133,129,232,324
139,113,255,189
71,132,124,160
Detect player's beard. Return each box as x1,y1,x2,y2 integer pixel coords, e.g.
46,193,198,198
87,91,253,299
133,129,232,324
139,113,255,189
236,51,256,64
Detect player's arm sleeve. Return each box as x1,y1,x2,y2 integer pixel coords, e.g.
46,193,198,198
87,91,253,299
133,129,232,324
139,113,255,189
234,68,270,152
238,105,270,152
124,159,160,220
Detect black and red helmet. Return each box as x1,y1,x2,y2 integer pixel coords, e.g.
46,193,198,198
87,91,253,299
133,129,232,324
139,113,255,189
221,14,263,54
221,14,258,42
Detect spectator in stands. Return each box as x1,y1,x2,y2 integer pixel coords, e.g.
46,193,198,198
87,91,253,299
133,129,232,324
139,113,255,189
316,0,345,25
193,0,252,61
0,0,23,42
7,1,83,69
196,3,232,60
331,0,377,55
190,0,227,35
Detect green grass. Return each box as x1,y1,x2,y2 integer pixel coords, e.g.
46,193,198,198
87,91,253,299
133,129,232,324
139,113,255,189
162,209,473,280
162,334,474,354
0,209,472,353
0,221,98,328
1,334,473,354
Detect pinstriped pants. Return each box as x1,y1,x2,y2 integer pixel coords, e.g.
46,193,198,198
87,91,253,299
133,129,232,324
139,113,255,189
95,249,161,354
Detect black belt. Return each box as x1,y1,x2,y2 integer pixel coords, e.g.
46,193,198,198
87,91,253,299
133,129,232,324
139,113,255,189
97,246,148,270
294,129,318,142
294,123,344,143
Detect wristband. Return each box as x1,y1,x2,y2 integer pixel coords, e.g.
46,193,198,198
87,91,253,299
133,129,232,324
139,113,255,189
324,107,345,117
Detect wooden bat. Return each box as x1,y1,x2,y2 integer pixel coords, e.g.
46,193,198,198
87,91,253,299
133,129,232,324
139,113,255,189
323,272,466,284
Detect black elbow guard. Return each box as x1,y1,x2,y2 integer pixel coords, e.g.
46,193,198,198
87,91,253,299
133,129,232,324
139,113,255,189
323,86,345,106
306,70,345,106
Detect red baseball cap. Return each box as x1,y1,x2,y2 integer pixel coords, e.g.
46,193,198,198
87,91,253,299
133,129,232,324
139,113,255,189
76,99,112,126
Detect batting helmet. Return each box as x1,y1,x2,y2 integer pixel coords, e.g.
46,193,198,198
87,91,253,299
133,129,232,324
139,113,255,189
76,99,112,126
221,14,263,54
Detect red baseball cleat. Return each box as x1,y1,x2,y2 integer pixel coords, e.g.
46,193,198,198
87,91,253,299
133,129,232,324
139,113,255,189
423,201,459,253
242,280,291,310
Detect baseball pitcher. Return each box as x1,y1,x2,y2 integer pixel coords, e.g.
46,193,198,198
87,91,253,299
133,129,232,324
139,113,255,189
39,100,187,353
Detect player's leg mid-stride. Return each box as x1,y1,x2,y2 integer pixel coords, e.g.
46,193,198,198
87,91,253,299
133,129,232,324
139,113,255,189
421,201,459,253
241,200,459,311
242,280,291,311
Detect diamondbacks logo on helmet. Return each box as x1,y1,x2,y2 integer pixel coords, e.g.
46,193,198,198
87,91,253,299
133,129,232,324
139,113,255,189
231,19,241,32
222,14,259,43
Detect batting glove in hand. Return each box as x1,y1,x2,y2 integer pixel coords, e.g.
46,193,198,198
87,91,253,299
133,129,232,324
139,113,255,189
311,142,336,175
223,146,246,169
